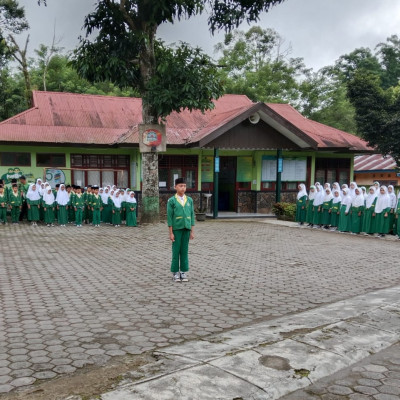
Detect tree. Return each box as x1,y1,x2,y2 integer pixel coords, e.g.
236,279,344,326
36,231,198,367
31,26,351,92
347,72,400,161
71,0,286,223
0,0,28,65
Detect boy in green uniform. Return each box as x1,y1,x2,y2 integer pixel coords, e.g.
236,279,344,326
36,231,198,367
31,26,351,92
73,186,85,227
167,177,195,283
91,186,103,227
0,185,7,224
8,184,22,224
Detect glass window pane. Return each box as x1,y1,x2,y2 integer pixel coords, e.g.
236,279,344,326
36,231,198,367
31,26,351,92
102,170,114,187
117,170,128,188
185,170,195,189
339,170,349,185
326,169,336,183
88,170,100,186
73,170,85,187
315,169,325,183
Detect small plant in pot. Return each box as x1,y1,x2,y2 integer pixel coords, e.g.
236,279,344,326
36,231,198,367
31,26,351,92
195,205,207,221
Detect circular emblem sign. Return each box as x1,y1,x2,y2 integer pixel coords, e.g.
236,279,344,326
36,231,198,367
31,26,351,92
143,128,162,147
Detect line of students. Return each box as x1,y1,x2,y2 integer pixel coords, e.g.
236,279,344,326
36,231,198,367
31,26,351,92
296,181,400,238
0,180,137,227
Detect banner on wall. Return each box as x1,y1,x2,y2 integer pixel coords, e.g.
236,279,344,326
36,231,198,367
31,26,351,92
45,169,66,187
0,167,34,184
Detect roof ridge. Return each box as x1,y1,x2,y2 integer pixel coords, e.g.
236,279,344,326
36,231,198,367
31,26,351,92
32,90,141,102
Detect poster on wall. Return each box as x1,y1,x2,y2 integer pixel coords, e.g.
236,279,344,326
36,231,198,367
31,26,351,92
262,157,307,182
45,169,66,187
0,167,34,183
201,156,214,182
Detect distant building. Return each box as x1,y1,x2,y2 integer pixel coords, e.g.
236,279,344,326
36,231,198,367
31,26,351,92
0,91,373,216
354,154,399,187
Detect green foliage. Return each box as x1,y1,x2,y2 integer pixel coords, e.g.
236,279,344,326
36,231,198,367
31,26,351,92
272,202,296,218
0,66,26,121
72,1,286,121
0,0,29,64
144,42,224,118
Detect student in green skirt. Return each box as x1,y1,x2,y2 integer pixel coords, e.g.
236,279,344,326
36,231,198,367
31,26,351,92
111,190,122,227
56,184,70,227
306,185,316,227
329,190,341,231
349,187,365,234
101,187,111,224
295,183,308,225
321,188,333,229
362,187,377,235
395,190,400,239
338,188,352,232
312,183,324,228
373,185,391,238
42,186,56,227
387,185,397,234
26,184,41,226
125,191,137,227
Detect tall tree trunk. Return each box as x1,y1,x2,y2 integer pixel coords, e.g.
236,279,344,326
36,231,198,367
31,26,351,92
139,26,160,224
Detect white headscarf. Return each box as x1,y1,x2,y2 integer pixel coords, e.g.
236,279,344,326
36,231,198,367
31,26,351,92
100,187,110,204
126,191,137,204
387,185,397,208
56,184,69,206
352,188,365,207
366,187,377,209
313,184,324,206
27,184,41,201
332,190,342,204
297,183,307,200
323,188,333,202
43,188,55,206
341,188,352,213
375,185,391,213
308,185,316,201
112,191,122,208
349,182,358,200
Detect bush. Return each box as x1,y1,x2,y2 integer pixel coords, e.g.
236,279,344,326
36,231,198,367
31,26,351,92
272,202,296,219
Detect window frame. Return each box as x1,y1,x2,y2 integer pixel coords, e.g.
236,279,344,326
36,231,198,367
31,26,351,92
36,153,66,167
0,152,31,167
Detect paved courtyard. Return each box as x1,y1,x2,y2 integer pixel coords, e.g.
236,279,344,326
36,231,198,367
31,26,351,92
0,220,400,395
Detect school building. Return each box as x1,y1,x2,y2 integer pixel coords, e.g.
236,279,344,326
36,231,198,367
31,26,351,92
354,154,399,188
0,91,373,216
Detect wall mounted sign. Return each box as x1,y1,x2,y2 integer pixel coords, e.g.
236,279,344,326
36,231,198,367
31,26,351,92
139,124,167,153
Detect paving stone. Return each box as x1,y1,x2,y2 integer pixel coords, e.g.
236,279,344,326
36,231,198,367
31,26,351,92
10,377,36,387
379,385,400,395
0,384,13,393
327,385,353,395
357,378,382,387
373,394,400,400
365,364,388,373
52,365,77,374
33,371,57,380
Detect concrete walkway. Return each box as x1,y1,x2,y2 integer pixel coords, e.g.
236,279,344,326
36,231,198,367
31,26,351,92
99,286,400,399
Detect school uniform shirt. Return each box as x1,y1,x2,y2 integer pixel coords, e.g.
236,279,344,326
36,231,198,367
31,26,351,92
167,194,195,231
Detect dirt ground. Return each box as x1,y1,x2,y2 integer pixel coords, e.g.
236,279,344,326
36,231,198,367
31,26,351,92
0,353,152,400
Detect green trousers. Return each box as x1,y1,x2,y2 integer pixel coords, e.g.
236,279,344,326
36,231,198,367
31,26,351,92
171,228,191,273
75,208,83,225
92,209,101,225
0,207,6,222
11,206,20,223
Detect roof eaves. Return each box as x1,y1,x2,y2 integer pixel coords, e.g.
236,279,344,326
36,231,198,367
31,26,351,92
196,103,263,147
263,104,319,149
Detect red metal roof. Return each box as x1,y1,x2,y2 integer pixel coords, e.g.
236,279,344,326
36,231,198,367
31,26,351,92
354,154,397,171
266,103,372,151
0,91,371,152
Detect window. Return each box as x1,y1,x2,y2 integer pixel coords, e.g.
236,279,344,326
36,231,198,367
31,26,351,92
70,154,130,188
71,154,130,168
158,155,198,190
1,152,31,166
315,158,351,185
37,153,66,167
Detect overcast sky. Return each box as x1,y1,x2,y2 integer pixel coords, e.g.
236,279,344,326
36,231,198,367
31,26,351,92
17,0,400,71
